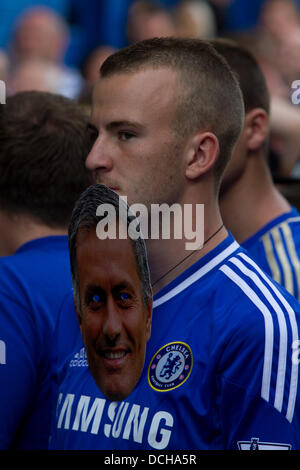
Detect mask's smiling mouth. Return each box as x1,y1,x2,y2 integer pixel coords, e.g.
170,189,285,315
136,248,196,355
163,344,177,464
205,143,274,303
104,350,127,360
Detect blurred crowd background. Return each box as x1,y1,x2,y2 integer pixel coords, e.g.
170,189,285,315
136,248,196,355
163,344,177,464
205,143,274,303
1,0,300,180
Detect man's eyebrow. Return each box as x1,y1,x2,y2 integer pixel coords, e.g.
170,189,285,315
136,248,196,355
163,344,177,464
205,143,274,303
107,120,145,131
84,284,105,299
112,282,136,294
87,120,145,132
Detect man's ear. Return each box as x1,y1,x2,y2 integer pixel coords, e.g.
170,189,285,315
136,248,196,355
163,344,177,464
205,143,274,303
245,108,269,152
185,131,219,180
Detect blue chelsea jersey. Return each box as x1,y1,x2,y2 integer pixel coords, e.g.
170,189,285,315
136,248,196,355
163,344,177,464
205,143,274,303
0,236,72,449
242,207,300,301
50,234,300,450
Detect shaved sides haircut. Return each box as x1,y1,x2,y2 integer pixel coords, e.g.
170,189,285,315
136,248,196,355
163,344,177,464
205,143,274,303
100,37,245,182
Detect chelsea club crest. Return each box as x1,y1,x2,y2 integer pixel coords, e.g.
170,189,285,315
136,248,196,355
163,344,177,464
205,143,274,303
148,341,193,392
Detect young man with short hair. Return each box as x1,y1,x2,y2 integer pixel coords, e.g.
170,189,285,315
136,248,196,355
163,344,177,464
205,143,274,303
214,39,300,302
0,91,92,449
50,38,300,450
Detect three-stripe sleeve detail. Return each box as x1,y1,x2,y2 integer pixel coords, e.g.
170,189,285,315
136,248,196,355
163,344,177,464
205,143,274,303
261,223,300,300
220,252,299,422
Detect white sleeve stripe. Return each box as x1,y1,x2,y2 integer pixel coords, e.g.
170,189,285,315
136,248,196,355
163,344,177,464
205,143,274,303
153,241,240,308
237,252,299,423
262,233,281,284
281,223,300,301
285,217,300,223
228,256,288,414
272,227,294,296
219,264,274,403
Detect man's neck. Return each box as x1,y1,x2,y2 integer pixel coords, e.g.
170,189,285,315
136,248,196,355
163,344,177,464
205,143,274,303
0,211,67,256
220,153,291,244
146,196,227,295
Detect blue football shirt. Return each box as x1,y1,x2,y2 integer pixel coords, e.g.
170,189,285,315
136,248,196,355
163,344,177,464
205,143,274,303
49,234,300,450
242,207,300,301
0,236,73,449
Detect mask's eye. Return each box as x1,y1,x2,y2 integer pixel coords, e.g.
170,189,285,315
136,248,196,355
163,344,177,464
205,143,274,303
85,288,105,311
92,294,101,303
120,292,130,301
117,291,133,308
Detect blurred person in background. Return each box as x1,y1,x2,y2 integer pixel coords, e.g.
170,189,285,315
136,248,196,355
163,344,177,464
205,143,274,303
78,45,117,113
0,91,91,449
256,0,300,175
126,0,176,43
0,49,9,82
230,28,300,177
174,0,217,39
258,0,300,97
214,39,300,301
7,6,83,98
82,45,117,88
10,6,69,63
7,57,83,98
259,0,300,42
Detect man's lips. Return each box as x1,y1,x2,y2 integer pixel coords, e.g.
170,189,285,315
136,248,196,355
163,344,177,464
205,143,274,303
98,348,130,369
101,184,120,193
92,174,120,192
103,350,127,359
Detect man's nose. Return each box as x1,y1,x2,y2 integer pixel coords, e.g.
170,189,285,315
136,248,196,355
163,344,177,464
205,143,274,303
85,136,114,173
102,300,122,343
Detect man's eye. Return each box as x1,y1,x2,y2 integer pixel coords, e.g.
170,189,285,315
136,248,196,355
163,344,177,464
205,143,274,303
119,131,135,141
87,126,98,142
87,292,104,310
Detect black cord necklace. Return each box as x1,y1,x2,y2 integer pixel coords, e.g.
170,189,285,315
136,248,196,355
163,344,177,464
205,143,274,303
152,223,224,287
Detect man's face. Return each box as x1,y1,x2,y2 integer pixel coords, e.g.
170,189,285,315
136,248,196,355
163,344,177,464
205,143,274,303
75,228,152,401
86,68,186,208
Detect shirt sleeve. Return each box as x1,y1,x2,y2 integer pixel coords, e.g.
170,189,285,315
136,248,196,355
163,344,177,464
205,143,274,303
216,297,300,450
219,375,300,450
0,291,49,449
